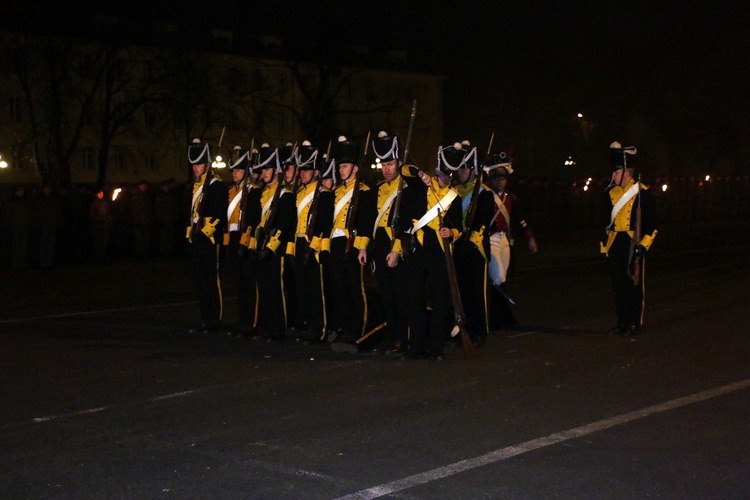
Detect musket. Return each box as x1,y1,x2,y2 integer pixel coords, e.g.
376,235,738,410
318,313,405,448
390,100,417,249
237,138,255,257
632,173,643,285
301,140,331,265
461,131,494,244
258,160,284,252
344,130,370,253
439,210,475,359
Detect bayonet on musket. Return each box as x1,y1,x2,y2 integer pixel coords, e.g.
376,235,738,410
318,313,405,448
390,101,417,248
344,130,370,253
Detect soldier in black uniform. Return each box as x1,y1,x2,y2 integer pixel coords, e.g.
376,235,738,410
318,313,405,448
399,143,464,360
186,138,229,334
287,141,332,343
367,132,411,355
600,141,658,336
279,142,299,331
327,136,377,353
255,144,297,340
224,146,261,337
452,142,496,346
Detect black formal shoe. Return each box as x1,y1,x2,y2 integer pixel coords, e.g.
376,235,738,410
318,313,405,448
264,331,287,341
400,351,428,361
188,324,207,335
429,352,445,361
386,340,408,356
331,341,359,354
608,325,625,335
471,336,485,348
227,326,253,338
622,325,640,337
189,322,219,335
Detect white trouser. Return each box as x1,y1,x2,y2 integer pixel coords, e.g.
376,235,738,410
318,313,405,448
488,232,510,286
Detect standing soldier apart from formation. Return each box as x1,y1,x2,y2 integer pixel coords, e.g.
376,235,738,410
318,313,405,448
224,146,262,338
186,138,228,335
483,148,538,328
286,141,332,343
600,142,658,336
398,143,464,360
255,144,297,340
367,131,411,355
328,136,377,352
452,142,496,346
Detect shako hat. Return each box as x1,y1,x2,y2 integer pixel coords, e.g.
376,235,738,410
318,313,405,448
609,141,637,170
318,146,336,181
229,145,251,170
295,140,319,170
187,138,211,165
372,131,399,162
437,142,467,174
482,144,515,177
255,143,281,172
334,135,360,165
461,140,479,173
280,142,297,166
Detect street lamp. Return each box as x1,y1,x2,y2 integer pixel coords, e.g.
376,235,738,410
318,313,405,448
0,153,7,169
212,155,226,169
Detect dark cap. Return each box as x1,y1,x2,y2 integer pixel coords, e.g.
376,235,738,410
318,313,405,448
372,131,399,162
334,135,360,165
296,140,319,170
187,138,211,165
609,141,637,170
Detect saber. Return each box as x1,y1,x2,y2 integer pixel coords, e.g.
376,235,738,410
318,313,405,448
493,283,517,306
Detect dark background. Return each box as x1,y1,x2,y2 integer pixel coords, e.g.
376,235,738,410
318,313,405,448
4,1,749,179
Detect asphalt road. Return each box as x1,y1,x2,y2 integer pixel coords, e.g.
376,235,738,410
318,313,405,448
1,223,749,499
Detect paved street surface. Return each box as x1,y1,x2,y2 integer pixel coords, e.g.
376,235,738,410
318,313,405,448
1,222,749,499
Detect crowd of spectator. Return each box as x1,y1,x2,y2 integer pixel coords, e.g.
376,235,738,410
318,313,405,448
1,174,748,272
0,179,186,271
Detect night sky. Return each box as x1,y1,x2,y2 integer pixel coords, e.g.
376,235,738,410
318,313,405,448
4,1,749,176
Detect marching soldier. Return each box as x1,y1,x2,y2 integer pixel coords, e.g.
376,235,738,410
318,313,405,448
255,144,297,340
279,142,299,330
186,138,229,334
483,148,538,329
452,141,496,346
367,131,411,356
398,143,464,360
600,141,658,336
327,136,376,352
224,146,261,337
287,141,332,343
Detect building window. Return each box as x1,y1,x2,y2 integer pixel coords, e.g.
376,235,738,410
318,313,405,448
80,55,96,79
147,153,158,171
114,151,126,171
143,60,153,82
11,144,24,170
83,147,95,170
9,98,24,123
144,106,155,128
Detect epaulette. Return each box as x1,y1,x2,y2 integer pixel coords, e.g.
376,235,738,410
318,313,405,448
401,164,420,177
